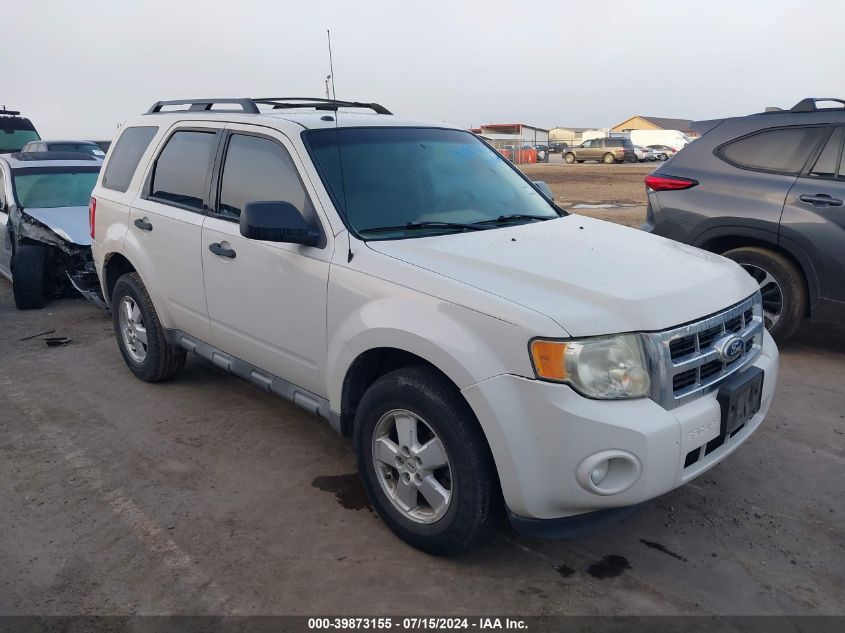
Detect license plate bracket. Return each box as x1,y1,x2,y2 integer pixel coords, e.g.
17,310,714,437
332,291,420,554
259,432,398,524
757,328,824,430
717,367,764,436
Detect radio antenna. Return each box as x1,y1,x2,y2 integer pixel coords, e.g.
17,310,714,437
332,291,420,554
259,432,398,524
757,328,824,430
327,29,337,99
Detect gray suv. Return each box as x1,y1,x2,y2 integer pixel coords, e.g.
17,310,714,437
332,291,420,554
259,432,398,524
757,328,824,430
643,98,845,341
564,137,635,164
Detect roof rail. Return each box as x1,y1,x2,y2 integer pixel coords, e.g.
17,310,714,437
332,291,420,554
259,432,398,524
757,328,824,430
145,99,260,114
0,108,22,116
789,98,845,113
253,97,392,115
145,97,392,116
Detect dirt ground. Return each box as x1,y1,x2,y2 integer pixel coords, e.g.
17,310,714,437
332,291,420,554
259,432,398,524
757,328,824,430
520,160,655,228
1,161,843,616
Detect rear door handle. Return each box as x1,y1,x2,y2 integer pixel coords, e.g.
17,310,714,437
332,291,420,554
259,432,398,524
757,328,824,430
208,242,236,259
799,193,844,207
133,218,153,231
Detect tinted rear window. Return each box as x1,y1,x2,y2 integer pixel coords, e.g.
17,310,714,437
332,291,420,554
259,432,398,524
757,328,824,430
719,127,824,174
102,126,158,192
150,130,217,211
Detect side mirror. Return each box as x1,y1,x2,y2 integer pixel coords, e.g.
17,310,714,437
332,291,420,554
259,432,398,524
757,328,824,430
240,201,319,246
533,181,554,200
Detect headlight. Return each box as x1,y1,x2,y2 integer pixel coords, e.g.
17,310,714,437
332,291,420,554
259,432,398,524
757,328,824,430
529,334,651,399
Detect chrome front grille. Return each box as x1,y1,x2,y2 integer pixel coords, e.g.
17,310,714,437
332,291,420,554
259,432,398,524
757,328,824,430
643,293,764,410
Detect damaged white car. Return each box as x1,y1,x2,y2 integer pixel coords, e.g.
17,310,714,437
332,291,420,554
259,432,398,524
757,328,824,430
0,152,104,309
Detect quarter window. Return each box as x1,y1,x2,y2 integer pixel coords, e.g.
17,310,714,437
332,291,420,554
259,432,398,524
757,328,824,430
719,127,824,174
217,133,316,223
150,130,217,211
810,127,844,179
102,126,158,192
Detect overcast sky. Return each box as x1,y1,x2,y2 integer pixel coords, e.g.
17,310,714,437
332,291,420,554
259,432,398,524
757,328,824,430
5,0,844,139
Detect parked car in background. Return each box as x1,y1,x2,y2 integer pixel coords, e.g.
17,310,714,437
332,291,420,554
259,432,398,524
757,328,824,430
643,97,845,341
22,139,106,159
564,137,636,164
633,145,657,162
0,108,40,154
90,97,778,554
0,152,103,309
630,129,690,152
549,142,567,153
647,144,676,160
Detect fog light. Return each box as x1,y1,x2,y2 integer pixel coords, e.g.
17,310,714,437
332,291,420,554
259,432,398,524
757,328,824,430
590,461,609,485
576,450,642,496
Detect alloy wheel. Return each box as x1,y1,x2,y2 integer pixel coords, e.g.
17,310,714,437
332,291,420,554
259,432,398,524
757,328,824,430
119,296,148,363
741,263,783,330
372,409,453,524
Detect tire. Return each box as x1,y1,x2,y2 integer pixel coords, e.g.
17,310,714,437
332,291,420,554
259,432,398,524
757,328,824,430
11,244,47,310
112,272,186,382
564,153,576,164
722,246,806,342
603,153,616,164
354,366,498,555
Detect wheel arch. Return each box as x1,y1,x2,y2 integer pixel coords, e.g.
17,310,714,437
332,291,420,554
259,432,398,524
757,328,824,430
695,230,817,317
102,252,137,308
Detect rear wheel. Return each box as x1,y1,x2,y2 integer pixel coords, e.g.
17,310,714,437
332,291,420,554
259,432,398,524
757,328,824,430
722,246,806,342
12,244,47,310
603,153,616,164
354,366,498,555
564,153,576,164
112,272,186,382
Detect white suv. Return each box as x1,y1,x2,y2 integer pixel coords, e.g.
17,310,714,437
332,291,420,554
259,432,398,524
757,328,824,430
90,98,779,554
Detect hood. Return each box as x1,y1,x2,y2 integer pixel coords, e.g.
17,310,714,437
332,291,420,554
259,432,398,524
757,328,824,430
366,216,759,337
21,206,91,246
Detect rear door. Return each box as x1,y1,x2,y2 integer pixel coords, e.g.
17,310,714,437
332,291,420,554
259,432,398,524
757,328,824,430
200,124,331,396
0,161,10,276
128,123,221,340
781,125,845,305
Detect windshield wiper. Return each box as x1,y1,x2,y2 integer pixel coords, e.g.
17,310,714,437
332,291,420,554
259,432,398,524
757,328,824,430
360,221,488,234
469,214,556,226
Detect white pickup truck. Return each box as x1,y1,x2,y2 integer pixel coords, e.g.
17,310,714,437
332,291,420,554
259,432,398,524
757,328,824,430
90,98,779,554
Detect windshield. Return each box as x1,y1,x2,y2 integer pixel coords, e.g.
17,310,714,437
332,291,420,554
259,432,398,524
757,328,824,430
49,143,106,158
1,129,40,152
12,167,100,208
305,127,560,239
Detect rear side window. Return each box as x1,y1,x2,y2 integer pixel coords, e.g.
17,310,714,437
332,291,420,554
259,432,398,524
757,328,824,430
217,133,317,224
809,127,844,179
102,126,158,192
718,127,823,174
150,130,217,211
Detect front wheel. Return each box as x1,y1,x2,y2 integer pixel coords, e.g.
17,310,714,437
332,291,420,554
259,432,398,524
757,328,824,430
564,153,576,164
354,366,498,555
722,246,806,342
12,244,47,310
603,152,616,164
112,272,186,382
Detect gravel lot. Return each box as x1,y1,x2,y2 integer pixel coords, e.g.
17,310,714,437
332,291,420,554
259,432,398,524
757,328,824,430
1,164,843,616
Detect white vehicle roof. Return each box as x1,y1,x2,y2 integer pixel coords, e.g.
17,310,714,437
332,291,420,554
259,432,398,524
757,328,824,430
0,153,102,169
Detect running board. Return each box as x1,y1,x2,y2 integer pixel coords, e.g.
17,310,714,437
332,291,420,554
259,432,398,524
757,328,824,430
164,329,342,433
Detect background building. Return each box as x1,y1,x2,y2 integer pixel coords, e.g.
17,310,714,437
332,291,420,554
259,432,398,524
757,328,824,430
549,126,590,145
471,123,549,146
612,115,698,138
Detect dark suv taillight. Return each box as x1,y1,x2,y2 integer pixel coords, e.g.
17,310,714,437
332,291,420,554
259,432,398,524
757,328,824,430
645,174,698,192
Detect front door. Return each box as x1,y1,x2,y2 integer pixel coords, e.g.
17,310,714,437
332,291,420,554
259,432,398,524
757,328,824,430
781,125,845,306
0,163,10,277
200,125,331,397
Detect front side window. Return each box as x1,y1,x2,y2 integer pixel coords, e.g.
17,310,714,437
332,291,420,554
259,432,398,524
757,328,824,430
150,130,217,211
305,127,559,239
719,127,824,174
103,126,158,192
217,134,316,224
12,167,100,208
809,127,844,179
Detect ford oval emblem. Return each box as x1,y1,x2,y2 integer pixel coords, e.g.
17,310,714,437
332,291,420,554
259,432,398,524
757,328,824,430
718,335,745,362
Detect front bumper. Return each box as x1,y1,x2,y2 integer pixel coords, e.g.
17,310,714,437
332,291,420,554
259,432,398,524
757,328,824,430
461,330,779,521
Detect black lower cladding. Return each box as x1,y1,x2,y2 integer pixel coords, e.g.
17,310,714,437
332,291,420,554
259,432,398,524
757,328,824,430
716,366,764,437
508,504,643,539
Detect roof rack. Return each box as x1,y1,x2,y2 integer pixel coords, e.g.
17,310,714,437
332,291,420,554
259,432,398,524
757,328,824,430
145,97,392,116
0,108,21,116
789,98,845,113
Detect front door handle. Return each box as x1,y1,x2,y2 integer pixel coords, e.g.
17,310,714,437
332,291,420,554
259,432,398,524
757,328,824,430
133,218,153,231
799,193,844,207
208,242,236,259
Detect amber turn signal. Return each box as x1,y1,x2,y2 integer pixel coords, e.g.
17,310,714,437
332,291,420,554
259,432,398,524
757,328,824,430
530,340,568,381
